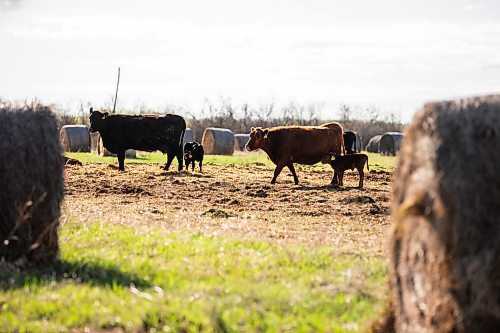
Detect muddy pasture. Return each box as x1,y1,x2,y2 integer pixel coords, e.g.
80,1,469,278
63,162,393,253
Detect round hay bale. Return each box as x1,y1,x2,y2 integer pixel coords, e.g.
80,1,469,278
98,136,136,159
234,134,250,151
376,95,500,332
0,103,64,265
355,132,363,152
90,132,100,154
59,125,90,152
365,135,382,153
379,132,404,156
183,128,194,145
202,127,234,155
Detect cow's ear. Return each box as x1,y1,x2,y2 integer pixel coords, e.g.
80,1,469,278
250,127,255,132
263,129,269,138
90,107,93,114
102,112,109,119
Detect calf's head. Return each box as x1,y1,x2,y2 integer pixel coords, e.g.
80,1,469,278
184,142,195,159
89,107,109,133
246,127,268,151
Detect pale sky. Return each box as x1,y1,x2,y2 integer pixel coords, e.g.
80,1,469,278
1,0,500,121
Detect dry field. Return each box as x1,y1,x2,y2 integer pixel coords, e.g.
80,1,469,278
63,161,393,254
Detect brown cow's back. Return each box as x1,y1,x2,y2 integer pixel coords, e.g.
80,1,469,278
264,126,343,165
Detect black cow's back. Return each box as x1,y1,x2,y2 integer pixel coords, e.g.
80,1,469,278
100,114,186,154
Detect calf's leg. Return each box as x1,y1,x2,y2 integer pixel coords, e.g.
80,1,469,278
339,170,345,186
358,167,364,188
199,160,203,172
287,162,299,185
191,160,195,171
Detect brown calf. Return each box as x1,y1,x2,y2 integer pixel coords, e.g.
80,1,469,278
327,153,369,188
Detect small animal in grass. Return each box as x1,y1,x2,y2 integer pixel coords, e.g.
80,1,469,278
183,141,204,172
327,153,369,188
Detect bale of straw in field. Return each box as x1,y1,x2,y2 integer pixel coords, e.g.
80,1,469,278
202,127,234,155
0,103,64,265
234,134,250,151
183,128,194,145
98,136,136,158
379,132,404,156
375,95,500,332
90,132,100,154
59,125,90,152
365,135,382,153
354,131,363,152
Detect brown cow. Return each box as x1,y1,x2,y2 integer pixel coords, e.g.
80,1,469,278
245,124,344,185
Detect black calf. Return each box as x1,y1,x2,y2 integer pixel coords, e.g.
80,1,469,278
184,142,204,172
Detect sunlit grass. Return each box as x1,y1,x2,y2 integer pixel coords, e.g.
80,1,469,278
66,151,396,171
0,220,387,332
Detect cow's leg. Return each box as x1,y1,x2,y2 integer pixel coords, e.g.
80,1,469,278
117,151,126,171
271,162,287,184
164,153,175,171
176,149,183,172
199,160,203,172
287,162,299,185
339,170,345,186
185,159,189,170
191,160,195,171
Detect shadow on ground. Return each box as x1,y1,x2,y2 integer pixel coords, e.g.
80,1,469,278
0,259,151,290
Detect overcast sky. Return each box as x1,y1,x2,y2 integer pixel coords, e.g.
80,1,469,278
1,0,499,121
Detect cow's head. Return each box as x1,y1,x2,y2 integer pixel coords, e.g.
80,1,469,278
89,107,109,133
246,127,268,151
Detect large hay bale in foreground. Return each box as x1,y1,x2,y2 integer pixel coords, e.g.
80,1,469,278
98,136,136,158
59,125,90,152
234,134,250,151
202,127,234,155
376,95,500,332
379,132,403,156
183,128,194,145
0,104,64,264
365,135,382,153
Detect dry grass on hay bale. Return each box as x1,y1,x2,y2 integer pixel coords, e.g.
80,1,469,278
90,131,100,154
366,135,382,153
0,102,64,265
202,127,234,155
59,125,90,152
373,95,500,332
234,134,250,151
379,132,403,156
183,128,194,145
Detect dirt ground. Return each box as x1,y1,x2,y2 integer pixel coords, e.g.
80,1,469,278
62,162,393,254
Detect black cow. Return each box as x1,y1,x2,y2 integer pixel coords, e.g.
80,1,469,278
183,141,204,172
343,131,357,154
89,108,186,171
